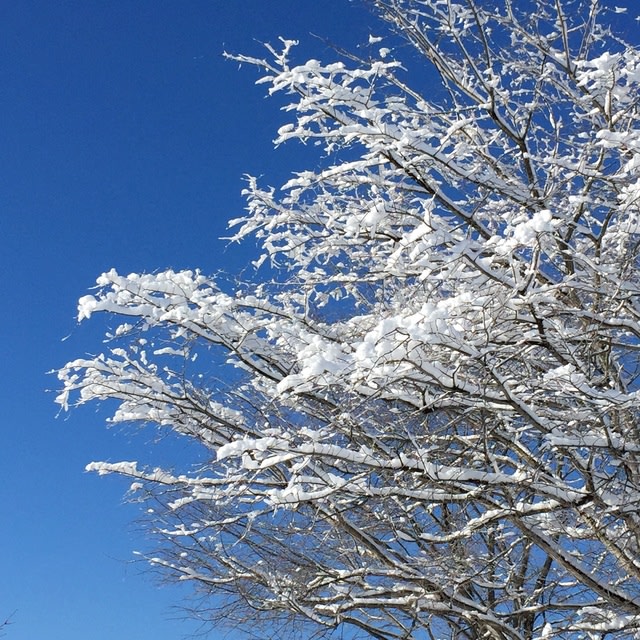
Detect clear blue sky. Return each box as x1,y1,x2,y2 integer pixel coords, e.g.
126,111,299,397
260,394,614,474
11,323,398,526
0,2,636,639
0,2,370,638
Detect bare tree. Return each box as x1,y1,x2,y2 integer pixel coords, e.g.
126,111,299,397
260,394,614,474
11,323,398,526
1,611,16,636
59,1,640,638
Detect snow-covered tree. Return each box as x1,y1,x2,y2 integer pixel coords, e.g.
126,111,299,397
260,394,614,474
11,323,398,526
58,1,640,638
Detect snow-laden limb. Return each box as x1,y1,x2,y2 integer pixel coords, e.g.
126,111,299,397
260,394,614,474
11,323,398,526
59,1,640,639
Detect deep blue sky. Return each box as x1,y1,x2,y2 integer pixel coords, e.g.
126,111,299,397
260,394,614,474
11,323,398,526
0,2,370,639
0,2,636,639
